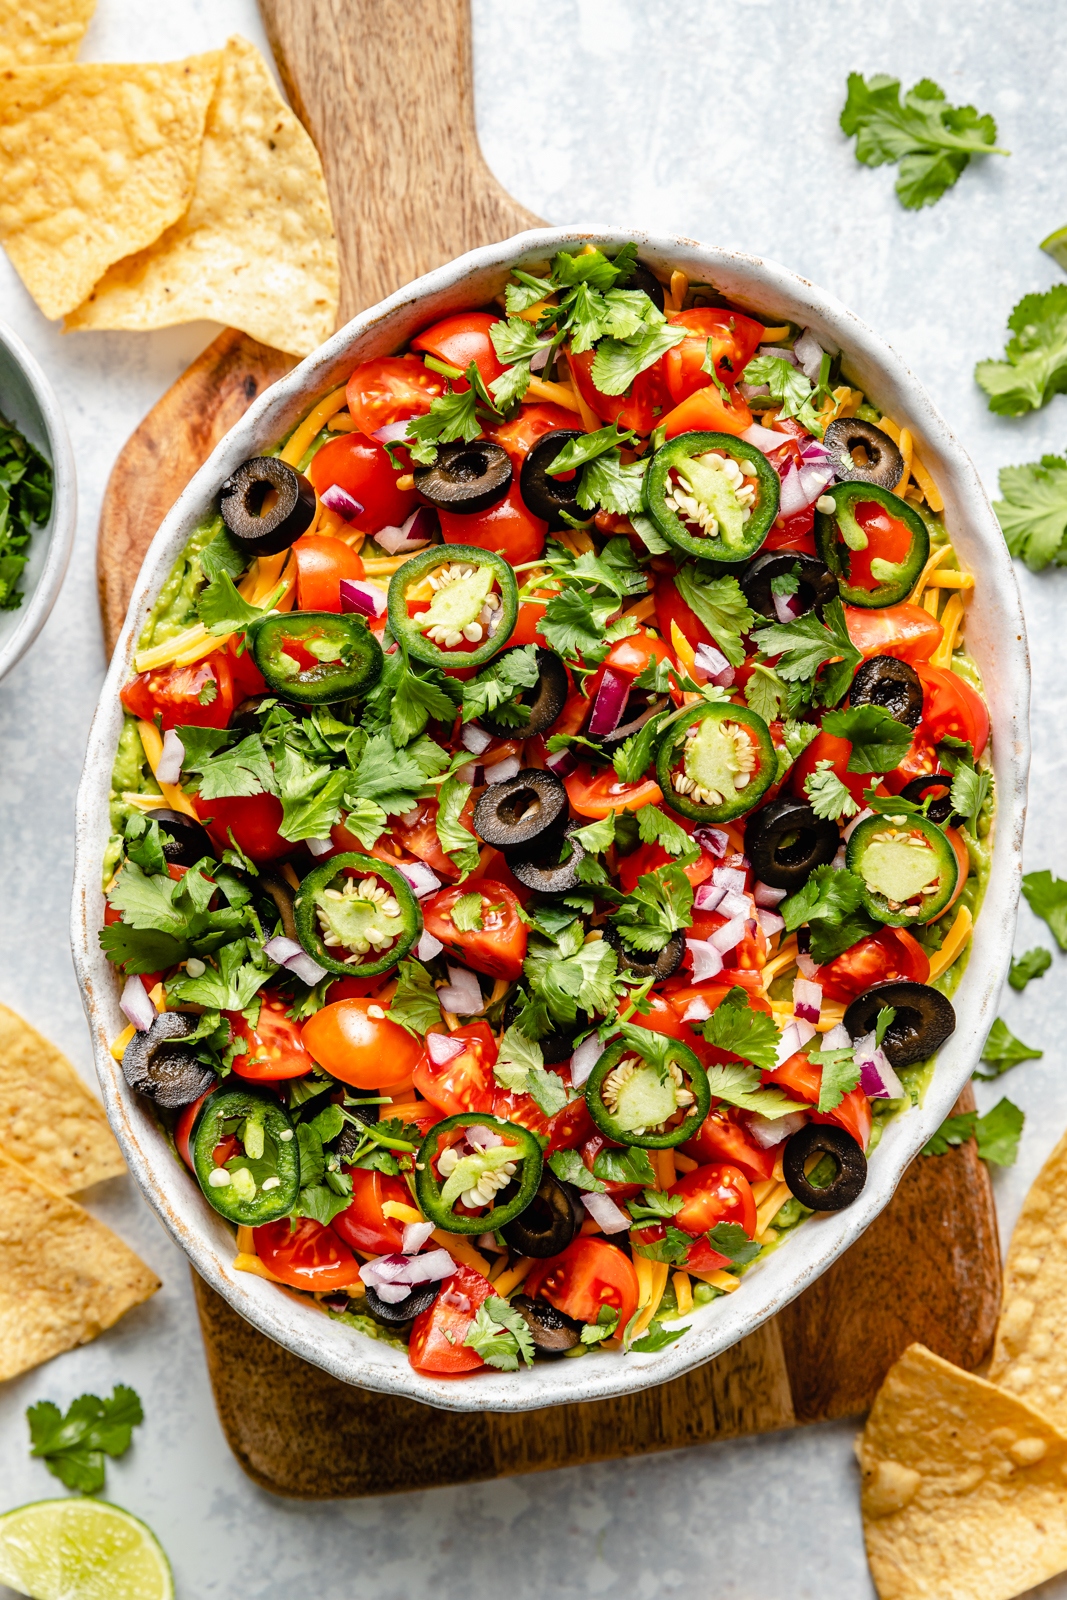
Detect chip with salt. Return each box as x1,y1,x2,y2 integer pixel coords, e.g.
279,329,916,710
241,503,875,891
0,52,221,319
0,1000,124,1193
988,1125,1067,1426
858,1343,1067,1600
0,1152,159,1382
0,0,96,67
66,35,339,356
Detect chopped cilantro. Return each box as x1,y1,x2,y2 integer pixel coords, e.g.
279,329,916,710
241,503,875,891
752,598,861,707
803,759,859,822
821,704,914,773
609,863,693,953
464,1295,535,1371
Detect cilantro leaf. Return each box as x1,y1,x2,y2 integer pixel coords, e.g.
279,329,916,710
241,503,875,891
464,1295,535,1371
707,1221,761,1267
628,1187,685,1225
840,72,1006,209
404,386,482,466
590,321,687,396
448,892,484,934
821,704,914,773
974,1098,1025,1166
362,647,460,745
804,759,859,821
781,865,865,935
167,939,272,1011
922,1109,976,1157
179,729,274,801
630,1319,690,1352
700,988,781,1072
994,454,1067,569
635,805,696,859
549,1148,604,1192
592,1145,656,1186
673,566,754,668
580,1305,620,1344
273,747,349,842
504,271,555,314
752,597,860,706
1008,947,1053,991
98,921,187,976
385,959,443,1038
612,706,671,784
522,931,619,1024
435,775,480,878
107,862,190,939
342,797,388,850
1022,869,1067,950
949,760,990,828
539,587,622,659
488,315,548,368
347,731,431,815
745,664,784,724
976,287,1067,417
808,1044,861,1113
975,1017,1043,1079
704,1062,805,1119
610,864,693,953
461,644,540,726
742,353,825,437
631,1224,693,1265
548,425,635,474
198,572,284,635
28,1385,143,1494
576,450,648,515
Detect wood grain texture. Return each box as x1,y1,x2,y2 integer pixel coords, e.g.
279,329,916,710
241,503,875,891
257,0,542,323
97,328,295,655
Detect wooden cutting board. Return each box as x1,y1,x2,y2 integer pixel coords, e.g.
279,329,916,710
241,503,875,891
95,0,1002,1492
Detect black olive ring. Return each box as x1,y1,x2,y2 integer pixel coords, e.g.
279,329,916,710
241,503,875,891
745,796,839,891
508,822,586,897
122,1012,217,1109
473,768,567,850
219,457,316,556
843,980,956,1069
740,550,839,622
501,1170,583,1258
481,646,568,738
783,1122,867,1212
850,654,924,730
414,439,512,515
605,924,685,982
519,429,584,529
823,418,904,490
363,1281,443,1326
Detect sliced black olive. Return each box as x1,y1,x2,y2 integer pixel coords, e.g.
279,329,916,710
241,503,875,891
473,768,567,850
519,429,583,529
843,980,956,1069
414,439,512,515
605,924,684,981
618,258,666,315
363,1281,442,1327
823,418,904,489
259,868,298,942
741,551,839,621
509,1294,582,1359
481,646,568,738
783,1122,867,1212
508,823,586,897
899,775,960,827
122,1012,216,1109
850,654,923,730
596,695,671,756
334,1102,378,1161
745,796,839,890
502,1170,583,1258
219,457,316,556
148,808,214,870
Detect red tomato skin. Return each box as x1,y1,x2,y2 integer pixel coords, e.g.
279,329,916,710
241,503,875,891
291,534,365,613
175,1092,210,1171
844,603,943,664
411,312,505,388
568,346,665,433
421,884,527,981
524,1236,640,1329
936,826,971,920
916,664,990,758
622,992,712,1067
817,926,930,1003
509,598,550,648
664,308,765,401
654,573,714,653
489,403,578,465
660,384,752,439
332,1167,412,1256
121,651,236,733
228,635,268,700
253,1217,358,1291
345,354,443,439
680,1109,777,1182
308,432,418,535
380,797,471,884
763,505,817,555
439,480,547,566
409,1263,494,1375
228,991,315,1081
763,1054,873,1150
565,766,663,819
412,1021,498,1116
302,999,423,1090
491,1087,550,1139
545,1095,595,1156
811,1087,873,1152
195,791,290,863
670,1161,757,1238
579,1131,643,1199
791,728,869,807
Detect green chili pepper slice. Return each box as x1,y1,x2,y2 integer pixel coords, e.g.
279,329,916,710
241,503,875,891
192,1085,299,1225
645,432,780,562
249,610,383,703
845,811,960,927
294,853,421,978
585,1033,710,1149
655,700,776,823
415,1113,544,1234
814,482,929,608
387,543,518,669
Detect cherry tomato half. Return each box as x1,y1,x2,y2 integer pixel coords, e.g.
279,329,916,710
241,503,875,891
253,1217,358,1291
121,651,236,733
301,998,424,1090
291,534,365,613
568,346,667,434
816,925,930,1003
411,312,505,389
345,354,443,438
680,1108,777,1182
844,603,943,664
409,1263,494,1375
670,1161,757,1238
422,883,527,981
764,1053,872,1149
524,1236,640,1329
412,1020,498,1117
654,573,715,654
227,991,315,1081
439,480,547,566
660,383,752,440
489,402,579,465
763,504,817,555
791,728,869,808
308,432,418,536
916,664,989,758
332,1167,413,1256
663,308,765,403
195,791,290,863
565,766,663,819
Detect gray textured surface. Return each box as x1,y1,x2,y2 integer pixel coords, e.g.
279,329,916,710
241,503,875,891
0,1,1064,1595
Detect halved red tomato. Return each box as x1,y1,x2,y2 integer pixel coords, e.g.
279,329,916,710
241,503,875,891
422,883,527,981
332,1167,413,1256
817,925,930,1003
308,432,418,535
791,728,869,807
175,1092,210,1171
654,573,715,653
916,664,989,758
228,991,315,1081
524,1236,640,1329
301,998,424,1090
412,1020,498,1117
660,383,752,439
383,796,474,883
763,1052,872,1149
568,347,667,434
121,651,236,733
253,1217,358,1291
345,355,443,438
680,1108,777,1182
409,1263,494,1374
844,502,915,593
565,766,663,819
194,791,289,863
291,533,365,613
439,480,547,565
489,402,578,464
663,308,765,402
617,840,714,894
844,603,943,664
763,504,817,555
411,312,505,389
670,1161,757,1238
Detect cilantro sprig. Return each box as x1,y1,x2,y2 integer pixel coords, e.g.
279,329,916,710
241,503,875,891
28,1386,143,1494
976,288,1067,418
840,72,1007,209
994,452,1067,569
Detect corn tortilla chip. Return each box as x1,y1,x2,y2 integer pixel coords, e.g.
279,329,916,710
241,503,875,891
0,1153,159,1382
67,35,338,356
989,1126,1067,1426
858,1343,1067,1600
0,52,221,319
0,1000,124,1193
0,0,96,68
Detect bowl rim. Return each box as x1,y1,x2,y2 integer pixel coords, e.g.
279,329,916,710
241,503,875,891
0,318,77,684
71,227,1029,1412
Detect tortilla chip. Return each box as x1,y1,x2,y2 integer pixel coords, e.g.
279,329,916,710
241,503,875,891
0,0,96,67
0,52,221,318
0,1153,159,1381
66,35,338,356
858,1343,1067,1600
0,1001,124,1193
988,1126,1067,1425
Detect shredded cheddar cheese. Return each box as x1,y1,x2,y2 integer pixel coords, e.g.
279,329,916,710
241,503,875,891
930,592,965,667
279,385,349,468
928,905,973,981
491,1256,535,1298
908,543,954,605
382,1200,424,1225
136,718,199,819
672,1271,694,1317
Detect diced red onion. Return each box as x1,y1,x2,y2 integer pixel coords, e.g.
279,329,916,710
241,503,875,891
320,483,364,520
793,978,823,1023
682,995,712,1023
855,1030,904,1099
417,930,444,962
740,420,790,454
719,889,752,920
796,951,820,980
709,916,747,955
372,1283,414,1304
588,667,631,738
725,852,750,869
694,883,725,913
774,1017,816,1067
439,1286,471,1313
693,642,735,688
545,748,577,778
466,1122,503,1150
155,729,184,785
426,1031,466,1066
402,1221,435,1254
800,438,835,466
375,507,438,555
744,1109,807,1149
687,937,725,981
455,761,483,786
773,591,799,625
793,328,825,384
486,755,521,785
754,881,787,908
832,845,847,871
760,344,798,366
460,723,492,756
478,1231,506,1252
843,807,873,843
437,964,483,1015
372,420,411,445
120,975,156,1032
395,860,442,899
822,1022,852,1051
340,579,387,618
778,457,835,519
712,865,747,893
262,935,329,987
581,1191,630,1234
529,340,554,374
757,908,785,936
306,836,334,857
360,1248,455,1293
694,826,728,858
570,1033,604,1088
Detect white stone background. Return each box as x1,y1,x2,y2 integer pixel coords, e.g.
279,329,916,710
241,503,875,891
0,1,1065,1594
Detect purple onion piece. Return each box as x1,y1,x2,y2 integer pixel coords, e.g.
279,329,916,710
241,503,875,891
587,667,631,738
120,975,156,1032
340,579,386,618
320,484,364,520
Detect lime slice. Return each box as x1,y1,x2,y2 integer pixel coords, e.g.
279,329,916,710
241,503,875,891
0,1499,173,1600
1040,225,1067,273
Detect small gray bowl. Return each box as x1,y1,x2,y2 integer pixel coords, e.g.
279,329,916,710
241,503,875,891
0,320,76,683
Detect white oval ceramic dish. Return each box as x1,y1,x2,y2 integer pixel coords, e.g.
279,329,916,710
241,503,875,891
0,320,76,685
71,229,1029,1413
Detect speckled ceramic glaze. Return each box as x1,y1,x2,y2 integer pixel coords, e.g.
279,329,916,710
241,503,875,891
0,320,75,684
70,229,1029,1413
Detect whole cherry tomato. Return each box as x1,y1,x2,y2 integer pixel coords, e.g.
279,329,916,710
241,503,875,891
291,533,365,613
302,998,424,1089
345,354,443,438
409,1263,494,1375
411,312,505,389
121,651,235,733
308,432,418,536
524,1236,640,1329
422,883,527,981
412,1020,498,1117
253,1217,357,1291
439,480,547,565
228,991,315,1081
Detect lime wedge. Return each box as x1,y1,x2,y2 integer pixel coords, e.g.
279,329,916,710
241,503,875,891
0,1499,173,1600
1041,225,1067,273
